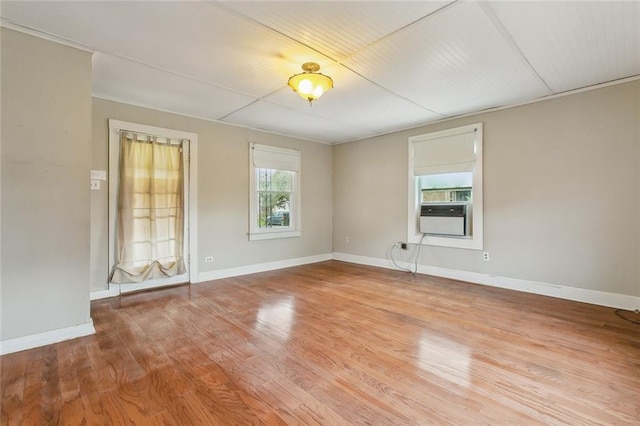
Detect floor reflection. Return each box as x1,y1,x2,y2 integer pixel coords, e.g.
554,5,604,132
418,332,472,388
255,295,296,341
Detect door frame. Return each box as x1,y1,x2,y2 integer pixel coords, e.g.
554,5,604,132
107,119,198,294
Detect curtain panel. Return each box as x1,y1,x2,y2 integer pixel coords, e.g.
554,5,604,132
111,132,185,283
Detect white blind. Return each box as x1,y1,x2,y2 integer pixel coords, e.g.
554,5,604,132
252,143,300,172
413,129,476,176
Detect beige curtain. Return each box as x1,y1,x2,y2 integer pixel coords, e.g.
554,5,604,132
111,132,186,283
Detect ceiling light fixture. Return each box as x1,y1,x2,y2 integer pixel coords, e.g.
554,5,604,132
287,62,333,106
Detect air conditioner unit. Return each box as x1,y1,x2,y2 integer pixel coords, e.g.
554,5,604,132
420,203,468,236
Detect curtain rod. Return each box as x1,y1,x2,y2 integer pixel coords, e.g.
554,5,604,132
119,129,187,145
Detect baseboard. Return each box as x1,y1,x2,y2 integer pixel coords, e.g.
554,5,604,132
91,251,638,309
196,253,333,283
90,287,120,300
0,320,96,356
332,252,640,310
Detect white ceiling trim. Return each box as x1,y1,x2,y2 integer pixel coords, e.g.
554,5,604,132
0,20,95,53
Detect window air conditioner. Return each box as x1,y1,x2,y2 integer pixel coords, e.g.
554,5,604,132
420,203,468,236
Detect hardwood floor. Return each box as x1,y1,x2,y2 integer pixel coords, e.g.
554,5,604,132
2,260,639,425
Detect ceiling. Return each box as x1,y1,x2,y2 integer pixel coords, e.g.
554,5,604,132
2,1,639,144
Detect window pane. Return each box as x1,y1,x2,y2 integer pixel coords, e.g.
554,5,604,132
257,168,293,192
420,172,473,203
257,191,290,228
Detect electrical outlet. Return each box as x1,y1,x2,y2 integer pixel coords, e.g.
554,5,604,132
204,256,213,263
482,252,490,261
346,236,350,244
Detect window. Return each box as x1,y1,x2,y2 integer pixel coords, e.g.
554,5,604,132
249,143,301,240
421,172,473,203
407,123,483,250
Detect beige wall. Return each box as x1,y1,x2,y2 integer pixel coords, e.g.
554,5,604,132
91,98,333,292
334,80,640,297
1,29,93,340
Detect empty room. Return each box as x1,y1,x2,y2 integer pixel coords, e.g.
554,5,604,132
1,1,639,424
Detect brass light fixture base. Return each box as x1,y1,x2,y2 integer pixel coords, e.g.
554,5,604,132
301,62,321,73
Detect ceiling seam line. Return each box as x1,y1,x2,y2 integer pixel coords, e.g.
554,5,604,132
477,1,554,94
219,90,380,141
218,99,262,121
211,2,340,65
6,16,266,101
257,98,385,135
337,0,461,65
339,64,447,118
97,50,263,100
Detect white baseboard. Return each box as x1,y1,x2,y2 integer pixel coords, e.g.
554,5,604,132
196,253,333,283
91,251,638,310
0,320,96,356
90,287,120,300
332,252,640,310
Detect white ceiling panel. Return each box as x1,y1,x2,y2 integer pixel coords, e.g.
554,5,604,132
265,64,445,133
92,52,256,121
2,1,638,144
222,1,451,61
1,1,327,97
224,100,379,144
343,1,552,116
487,1,640,93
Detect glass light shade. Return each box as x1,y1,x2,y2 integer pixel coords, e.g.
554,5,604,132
288,69,333,104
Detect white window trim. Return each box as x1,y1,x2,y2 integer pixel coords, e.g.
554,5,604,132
407,123,483,250
249,143,302,241
108,119,199,291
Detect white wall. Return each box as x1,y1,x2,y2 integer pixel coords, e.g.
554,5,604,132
334,80,640,300
91,98,333,292
1,29,93,342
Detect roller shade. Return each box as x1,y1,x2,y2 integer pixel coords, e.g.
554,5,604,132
252,143,300,172
413,129,476,176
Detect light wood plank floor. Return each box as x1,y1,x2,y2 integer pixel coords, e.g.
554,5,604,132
2,261,639,425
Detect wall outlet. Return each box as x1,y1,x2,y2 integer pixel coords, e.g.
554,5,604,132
204,256,213,263
482,252,490,261
345,236,350,244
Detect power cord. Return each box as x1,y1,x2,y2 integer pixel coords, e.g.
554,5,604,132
390,243,414,274
389,233,427,274
615,309,640,324
414,233,426,273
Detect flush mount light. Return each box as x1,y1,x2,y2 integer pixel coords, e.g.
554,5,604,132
287,62,334,105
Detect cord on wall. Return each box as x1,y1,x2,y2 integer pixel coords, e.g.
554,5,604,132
389,233,427,274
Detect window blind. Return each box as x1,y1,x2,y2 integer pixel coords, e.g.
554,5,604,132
412,129,476,176
252,143,300,172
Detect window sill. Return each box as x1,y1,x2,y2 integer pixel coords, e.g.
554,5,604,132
249,230,302,241
408,233,483,250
